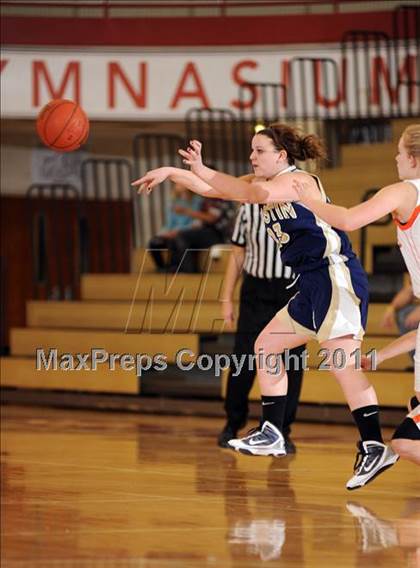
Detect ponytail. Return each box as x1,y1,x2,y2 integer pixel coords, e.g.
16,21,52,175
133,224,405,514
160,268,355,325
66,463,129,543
258,123,326,164
299,134,326,161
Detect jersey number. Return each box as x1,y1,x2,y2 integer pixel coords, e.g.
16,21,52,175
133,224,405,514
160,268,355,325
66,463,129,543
267,222,290,247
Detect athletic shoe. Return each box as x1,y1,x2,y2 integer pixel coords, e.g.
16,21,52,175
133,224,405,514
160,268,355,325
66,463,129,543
228,421,286,457
346,502,398,552
346,441,399,490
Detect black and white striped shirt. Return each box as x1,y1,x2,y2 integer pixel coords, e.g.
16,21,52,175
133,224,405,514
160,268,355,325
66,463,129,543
231,203,294,280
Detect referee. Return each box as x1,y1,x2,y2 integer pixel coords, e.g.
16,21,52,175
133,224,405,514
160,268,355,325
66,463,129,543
218,201,305,452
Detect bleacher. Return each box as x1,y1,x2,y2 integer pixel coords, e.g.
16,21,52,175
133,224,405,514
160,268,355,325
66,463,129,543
0,290,413,407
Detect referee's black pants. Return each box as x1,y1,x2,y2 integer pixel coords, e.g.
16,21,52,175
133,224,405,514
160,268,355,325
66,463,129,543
225,274,305,437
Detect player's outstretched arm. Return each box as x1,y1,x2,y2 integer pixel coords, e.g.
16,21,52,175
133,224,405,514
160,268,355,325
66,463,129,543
132,167,221,198
293,180,406,231
363,329,417,370
179,140,304,204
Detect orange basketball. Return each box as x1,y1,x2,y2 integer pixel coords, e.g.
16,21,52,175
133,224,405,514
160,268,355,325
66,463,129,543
36,99,89,152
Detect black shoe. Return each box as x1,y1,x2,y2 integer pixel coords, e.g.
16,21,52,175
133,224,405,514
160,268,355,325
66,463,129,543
284,437,296,454
217,424,239,448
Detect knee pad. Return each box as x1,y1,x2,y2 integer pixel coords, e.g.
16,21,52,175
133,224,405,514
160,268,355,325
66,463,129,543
392,417,420,441
409,395,420,411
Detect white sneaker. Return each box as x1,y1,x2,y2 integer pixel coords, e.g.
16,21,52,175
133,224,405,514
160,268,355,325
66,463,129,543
346,441,399,490
228,421,286,457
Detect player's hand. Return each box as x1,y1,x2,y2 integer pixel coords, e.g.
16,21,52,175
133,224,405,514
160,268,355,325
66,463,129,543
360,355,373,371
178,140,204,174
404,305,420,329
131,167,172,194
221,299,235,330
361,353,381,371
292,178,314,203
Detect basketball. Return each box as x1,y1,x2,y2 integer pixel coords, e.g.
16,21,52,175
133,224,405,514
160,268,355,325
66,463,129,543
36,99,89,152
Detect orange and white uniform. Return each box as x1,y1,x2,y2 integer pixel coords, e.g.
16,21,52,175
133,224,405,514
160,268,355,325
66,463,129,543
394,179,420,298
394,178,420,396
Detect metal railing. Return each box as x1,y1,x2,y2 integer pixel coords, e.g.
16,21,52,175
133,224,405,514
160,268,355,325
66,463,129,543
27,157,135,299
237,81,288,125
185,107,243,176
132,133,185,246
80,157,133,272
288,58,342,121
393,5,420,116
26,183,81,300
234,8,419,129
236,33,418,129
342,30,394,119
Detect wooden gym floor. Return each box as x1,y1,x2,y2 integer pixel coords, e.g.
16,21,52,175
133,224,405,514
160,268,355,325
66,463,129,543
1,405,419,568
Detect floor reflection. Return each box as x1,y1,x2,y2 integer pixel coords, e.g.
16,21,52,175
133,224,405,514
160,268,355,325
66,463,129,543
347,498,420,566
220,453,303,564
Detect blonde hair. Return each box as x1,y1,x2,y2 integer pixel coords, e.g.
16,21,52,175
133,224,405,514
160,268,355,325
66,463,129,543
402,124,420,157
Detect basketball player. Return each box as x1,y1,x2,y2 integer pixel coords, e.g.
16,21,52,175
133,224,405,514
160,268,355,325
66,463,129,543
218,190,305,452
293,124,420,466
132,123,398,490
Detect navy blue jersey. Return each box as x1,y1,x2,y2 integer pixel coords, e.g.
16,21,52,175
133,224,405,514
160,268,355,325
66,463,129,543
260,168,355,274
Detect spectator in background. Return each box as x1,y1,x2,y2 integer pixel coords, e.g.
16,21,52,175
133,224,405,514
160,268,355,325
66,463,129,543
171,196,236,273
148,182,202,271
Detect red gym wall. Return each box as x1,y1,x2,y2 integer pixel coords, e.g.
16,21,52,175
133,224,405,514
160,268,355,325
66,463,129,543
2,12,398,46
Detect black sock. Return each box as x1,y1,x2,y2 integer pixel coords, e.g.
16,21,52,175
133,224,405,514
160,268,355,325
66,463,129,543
352,405,383,443
261,395,287,432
